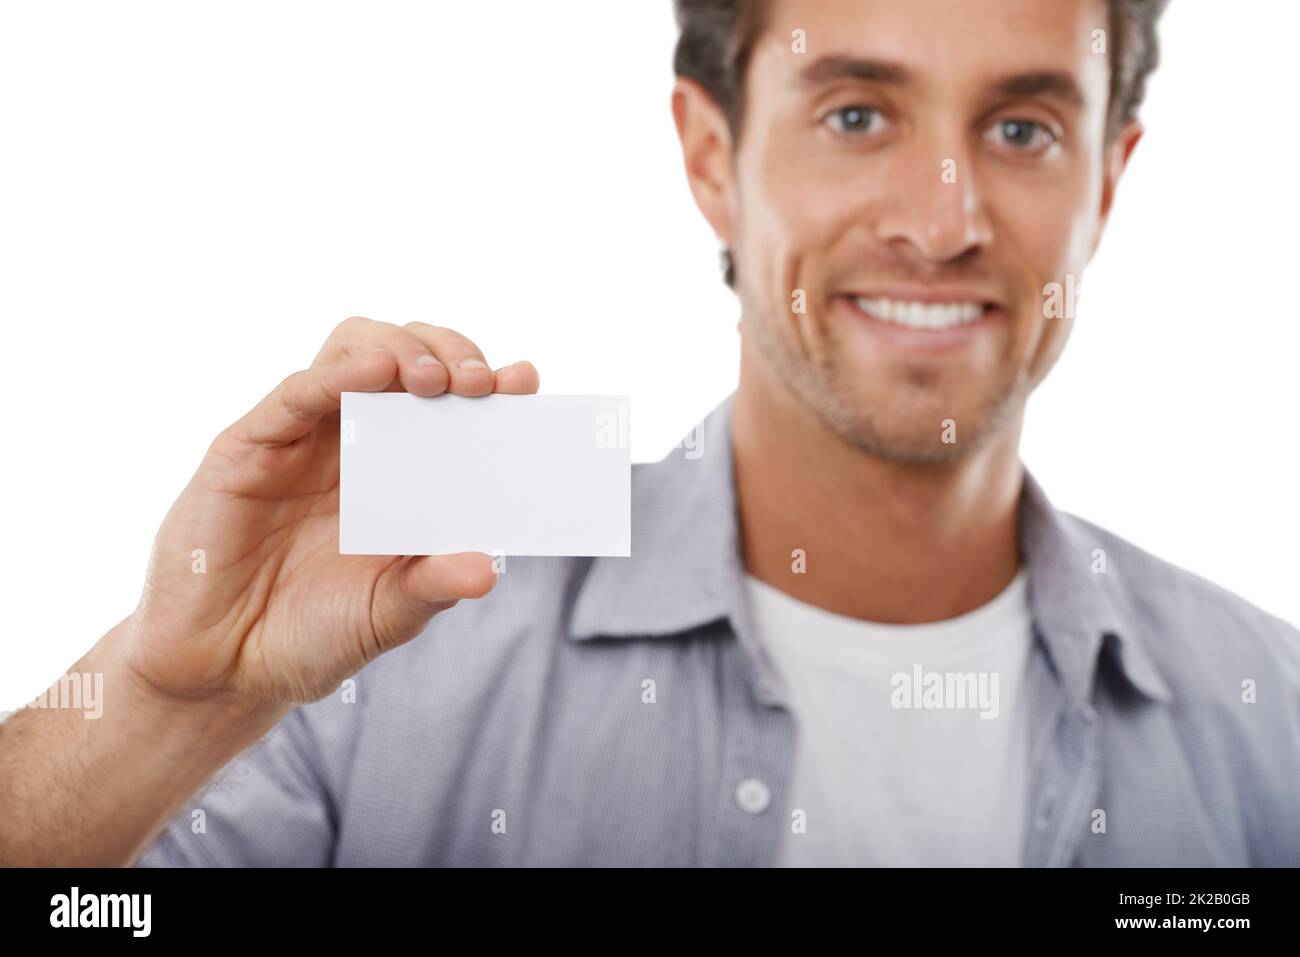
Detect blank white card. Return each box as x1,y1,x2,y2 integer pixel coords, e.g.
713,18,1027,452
339,393,631,557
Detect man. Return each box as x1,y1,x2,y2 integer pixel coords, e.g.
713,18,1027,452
1,0,1296,867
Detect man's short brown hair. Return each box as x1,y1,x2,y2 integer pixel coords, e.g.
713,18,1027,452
672,0,1171,288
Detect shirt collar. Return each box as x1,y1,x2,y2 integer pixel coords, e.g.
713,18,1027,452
1018,470,1173,708
569,392,1172,709
568,391,738,640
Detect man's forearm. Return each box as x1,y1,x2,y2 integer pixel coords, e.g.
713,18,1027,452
0,616,287,866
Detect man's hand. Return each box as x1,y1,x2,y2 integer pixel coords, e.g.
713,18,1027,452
126,316,539,707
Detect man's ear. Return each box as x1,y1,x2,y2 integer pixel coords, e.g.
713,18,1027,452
1090,118,1144,258
671,77,736,250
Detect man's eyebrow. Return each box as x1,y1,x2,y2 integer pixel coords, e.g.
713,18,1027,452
992,71,1087,107
796,55,912,88
795,56,1088,110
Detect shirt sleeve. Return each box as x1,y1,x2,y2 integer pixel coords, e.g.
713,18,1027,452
132,705,336,867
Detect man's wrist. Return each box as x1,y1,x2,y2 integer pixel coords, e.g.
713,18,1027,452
84,615,288,743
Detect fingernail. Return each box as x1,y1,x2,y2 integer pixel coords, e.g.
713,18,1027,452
458,359,488,371
416,355,441,367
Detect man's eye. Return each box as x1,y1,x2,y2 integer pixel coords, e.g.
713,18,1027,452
986,118,1056,151
824,105,884,137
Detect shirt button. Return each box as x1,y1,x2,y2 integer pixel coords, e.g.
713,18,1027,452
735,777,771,815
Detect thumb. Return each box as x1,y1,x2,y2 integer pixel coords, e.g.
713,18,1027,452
369,552,499,652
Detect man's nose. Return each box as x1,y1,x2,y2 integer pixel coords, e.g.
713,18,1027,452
871,142,993,263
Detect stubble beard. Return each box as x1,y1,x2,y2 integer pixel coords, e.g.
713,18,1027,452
744,298,1028,467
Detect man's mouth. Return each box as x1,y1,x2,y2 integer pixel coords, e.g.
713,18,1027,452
835,289,1004,352
849,295,987,331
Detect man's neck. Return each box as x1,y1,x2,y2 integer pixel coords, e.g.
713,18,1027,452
731,346,1026,625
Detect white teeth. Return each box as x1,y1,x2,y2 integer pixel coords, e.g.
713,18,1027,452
852,296,985,330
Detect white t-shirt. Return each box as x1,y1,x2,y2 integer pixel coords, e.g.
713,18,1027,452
742,567,1035,867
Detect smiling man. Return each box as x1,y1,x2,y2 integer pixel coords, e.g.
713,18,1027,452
2,0,1298,869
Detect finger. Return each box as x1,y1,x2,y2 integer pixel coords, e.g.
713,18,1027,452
401,322,495,396
395,350,451,397
321,317,452,398
491,360,541,395
369,552,499,653
400,552,499,602
237,347,399,447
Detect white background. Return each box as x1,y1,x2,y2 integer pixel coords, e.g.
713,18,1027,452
1,1,1296,709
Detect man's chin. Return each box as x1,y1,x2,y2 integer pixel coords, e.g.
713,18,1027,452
809,385,1019,467
751,331,1022,464
832,424,977,466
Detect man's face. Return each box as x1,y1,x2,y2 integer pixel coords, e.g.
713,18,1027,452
725,0,1128,463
